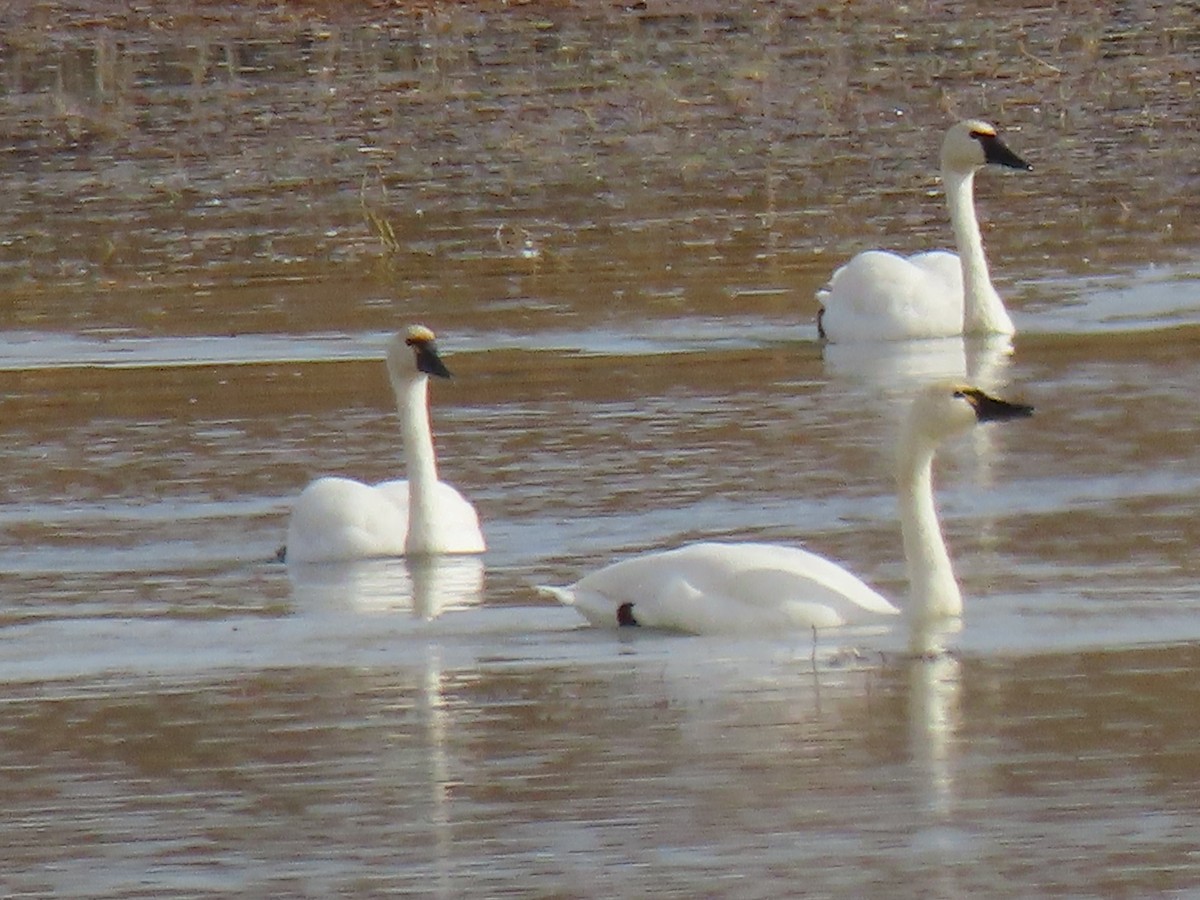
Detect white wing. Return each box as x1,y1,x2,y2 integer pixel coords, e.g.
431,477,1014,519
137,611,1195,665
542,542,898,634
374,478,485,555
286,476,408,563
819,250,965,341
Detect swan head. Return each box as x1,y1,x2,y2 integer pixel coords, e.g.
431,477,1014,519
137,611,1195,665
941,120,1032,175
908,381,1033,446
387,325,452,382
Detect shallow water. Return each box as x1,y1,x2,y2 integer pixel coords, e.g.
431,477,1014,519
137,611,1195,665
3,2,1200,896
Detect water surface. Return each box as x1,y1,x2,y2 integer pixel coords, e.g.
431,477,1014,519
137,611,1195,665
3,2,1200,896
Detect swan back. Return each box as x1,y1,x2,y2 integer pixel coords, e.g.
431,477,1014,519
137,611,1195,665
818,250,965,341
541,542,899,634
286,476,409,562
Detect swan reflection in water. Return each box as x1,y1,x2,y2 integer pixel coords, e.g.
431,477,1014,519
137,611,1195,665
906,650,968,898
823,335,1016,501
822,335,1013,396
287,555,485,619
287,558,477,897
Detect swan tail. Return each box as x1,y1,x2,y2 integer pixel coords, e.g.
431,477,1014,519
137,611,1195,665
536,584,575,606
538,585,635,627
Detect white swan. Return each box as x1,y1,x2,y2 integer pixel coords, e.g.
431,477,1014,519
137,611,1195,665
817,120,1032,343
538,382,1032,650
285,325,485,563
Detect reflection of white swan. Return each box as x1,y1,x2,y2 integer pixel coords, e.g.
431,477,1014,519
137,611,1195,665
288,555,484,618
823,336,1014,394
286,326,485,563
818,120,1031,342
824,337,971,390
909,654,961,819
538,383,1031,652
824,337,1017,529
906,653,965,897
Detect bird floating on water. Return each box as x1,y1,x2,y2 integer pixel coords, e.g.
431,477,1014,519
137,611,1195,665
285,325,485,564
538,381,1032,654
817,120,1032,343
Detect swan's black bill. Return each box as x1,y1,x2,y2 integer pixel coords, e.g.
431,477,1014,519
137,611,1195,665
413,342,452,379
975,131,1032,171
958,388,1034,422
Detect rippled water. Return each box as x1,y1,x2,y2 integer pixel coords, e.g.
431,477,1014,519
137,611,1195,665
3,2,1200,896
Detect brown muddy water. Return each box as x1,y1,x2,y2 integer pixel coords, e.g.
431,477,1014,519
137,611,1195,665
2,2,1200,896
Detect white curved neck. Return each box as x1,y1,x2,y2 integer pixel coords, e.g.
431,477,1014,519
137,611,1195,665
897,430,962,633
944,168,1015,336
395,372,440,554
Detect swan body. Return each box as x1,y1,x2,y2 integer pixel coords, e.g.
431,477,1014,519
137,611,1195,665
538,383,1032,648
286,326,485,564
818,120,1032,343
539,541,899,633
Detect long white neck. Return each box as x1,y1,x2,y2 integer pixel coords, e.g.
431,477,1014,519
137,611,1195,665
395,372,440,555
944,168,1015,337
897,430,962,634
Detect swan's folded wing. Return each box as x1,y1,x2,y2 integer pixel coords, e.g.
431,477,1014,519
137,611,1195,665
678,542,897,616
373,479,410,509
730,564,898,628
374,478,486,554
542,542,899,634
909,250,963,297
286,477,409,563
819,250,964,341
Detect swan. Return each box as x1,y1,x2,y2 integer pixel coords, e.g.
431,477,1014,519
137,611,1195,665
537,382,1032,650
285,325,485,563
817,120,1032,343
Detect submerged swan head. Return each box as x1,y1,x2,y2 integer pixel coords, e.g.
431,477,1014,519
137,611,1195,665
941,120,1032,176
387,324,452,384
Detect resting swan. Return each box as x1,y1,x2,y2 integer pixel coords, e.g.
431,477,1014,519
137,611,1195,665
538,382,1032,650
285,326,485,563
817,120,1032,343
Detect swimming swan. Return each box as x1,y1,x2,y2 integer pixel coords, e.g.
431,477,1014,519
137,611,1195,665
285,326,485,563
817,120,1032,342
537,383,1032,649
